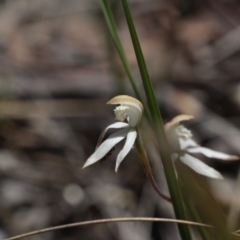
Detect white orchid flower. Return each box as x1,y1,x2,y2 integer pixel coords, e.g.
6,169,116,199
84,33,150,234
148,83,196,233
82,95,143,172
166,115,239,179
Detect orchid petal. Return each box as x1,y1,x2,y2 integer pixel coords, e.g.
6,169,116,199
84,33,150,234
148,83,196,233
187,147,239,161
83,128,129,169
96,122,129,149
179,154,223,179
179,138,198,150
165,114,194,131
115,129,137,172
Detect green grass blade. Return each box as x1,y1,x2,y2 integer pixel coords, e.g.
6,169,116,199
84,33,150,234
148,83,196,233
188,201,212,240
120,1,192,239
120,0,160,124
100,0,151,121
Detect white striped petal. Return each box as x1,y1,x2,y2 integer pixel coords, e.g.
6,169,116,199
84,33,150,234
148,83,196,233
179,154,223,179
187,147,239,160
83,128,129,169
115,129,137,172
96,122,129,149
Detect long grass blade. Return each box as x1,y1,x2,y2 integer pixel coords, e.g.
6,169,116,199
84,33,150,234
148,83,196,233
100,0,151,121
119,0,192,239
6,217,212,240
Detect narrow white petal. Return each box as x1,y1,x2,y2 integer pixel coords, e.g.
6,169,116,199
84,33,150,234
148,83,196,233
115,129,137,172
96,122,129,149
83,128,129,169
179,154,223,179
179,138,198,150
187,147,239,160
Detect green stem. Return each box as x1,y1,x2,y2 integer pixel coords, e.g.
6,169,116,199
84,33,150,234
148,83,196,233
100,0,151,122
188,201,212,240
120,1,192,240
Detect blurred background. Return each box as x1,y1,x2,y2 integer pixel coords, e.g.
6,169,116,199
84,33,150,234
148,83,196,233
1,0,240,239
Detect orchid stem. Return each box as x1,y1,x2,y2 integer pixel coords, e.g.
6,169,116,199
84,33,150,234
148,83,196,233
135,129,171,202
120,1,192,239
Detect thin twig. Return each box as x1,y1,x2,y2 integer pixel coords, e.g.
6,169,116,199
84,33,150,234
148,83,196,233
5,217,212,240
135,130,171,202
145,170,171,202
